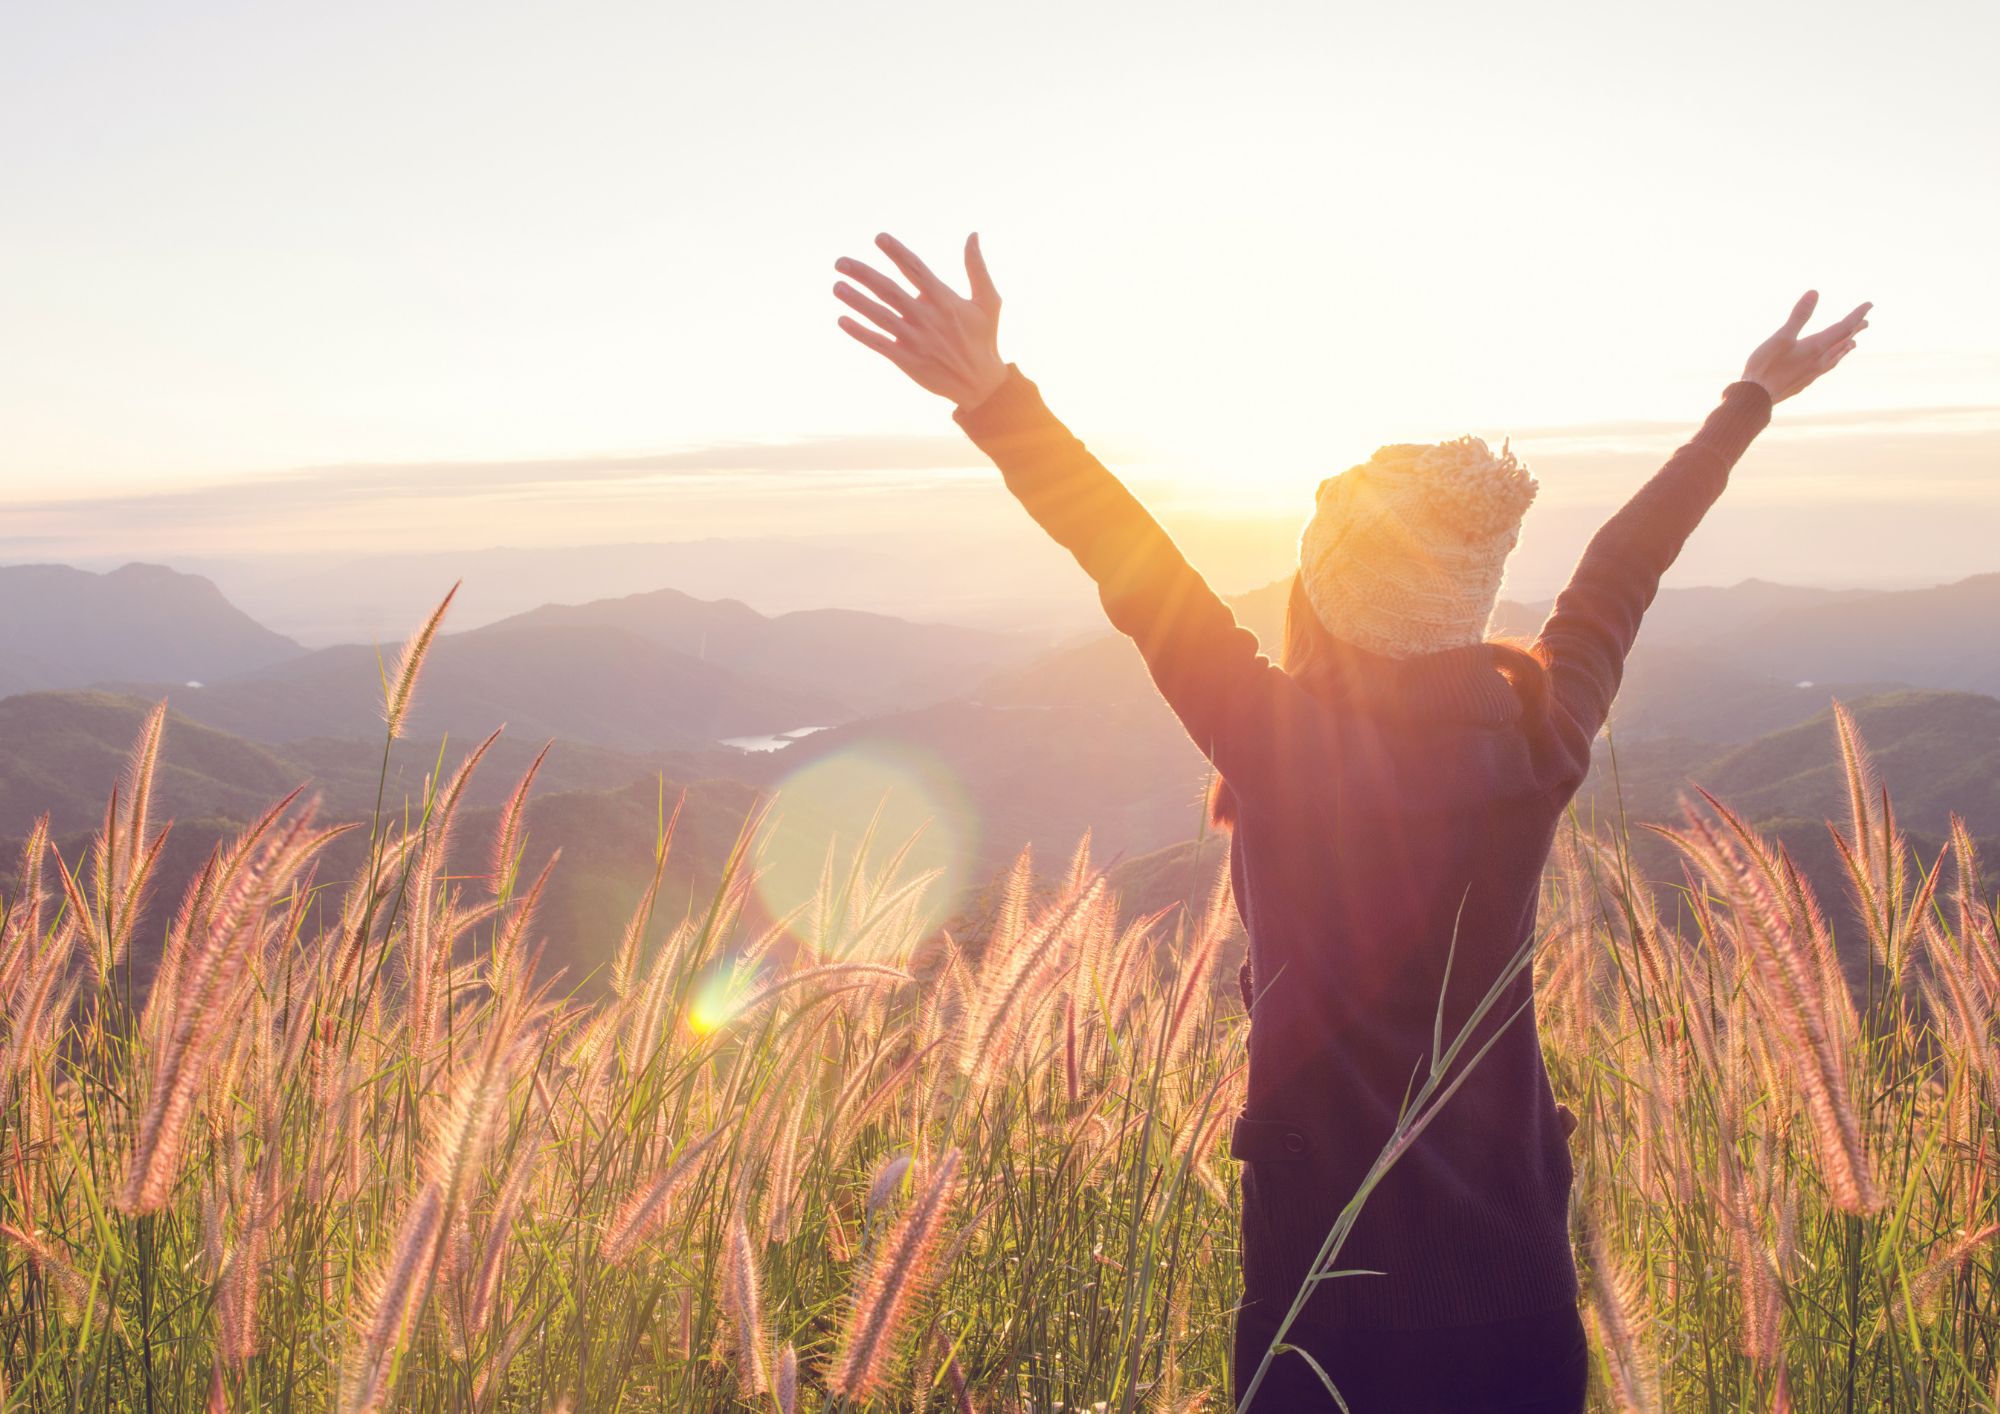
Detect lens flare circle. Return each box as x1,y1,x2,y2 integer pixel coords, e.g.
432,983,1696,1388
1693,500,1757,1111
755,741,973,955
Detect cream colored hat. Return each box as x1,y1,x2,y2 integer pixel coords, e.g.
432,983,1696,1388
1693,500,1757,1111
1298,436,1538,660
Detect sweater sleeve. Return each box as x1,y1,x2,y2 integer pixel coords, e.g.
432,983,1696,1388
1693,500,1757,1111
1537,381,1773,742
955,367,1286,777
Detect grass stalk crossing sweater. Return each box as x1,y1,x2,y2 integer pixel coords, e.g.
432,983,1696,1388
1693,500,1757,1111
957,370,1773,1329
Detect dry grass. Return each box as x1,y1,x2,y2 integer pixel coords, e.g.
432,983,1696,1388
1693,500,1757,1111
1,594,1997,1411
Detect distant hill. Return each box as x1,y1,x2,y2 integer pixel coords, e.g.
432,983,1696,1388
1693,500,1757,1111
479,586,1039,712
1494,575,2000,740
0,690,719,837
1577,690,2000,841
0,692,771,995
732,697,1213,891
1490,579,1883,647
1600,646,1905,743
978,579,1291,710
1710,574,2000,695
0,562,303,694
106,624,847,753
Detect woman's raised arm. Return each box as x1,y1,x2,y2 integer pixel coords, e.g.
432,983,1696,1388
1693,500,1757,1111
1536,291,1874,746
832,234,1309,796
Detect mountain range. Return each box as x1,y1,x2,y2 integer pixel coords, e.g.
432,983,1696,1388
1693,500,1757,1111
6,558,2000,993
96,584,1040,753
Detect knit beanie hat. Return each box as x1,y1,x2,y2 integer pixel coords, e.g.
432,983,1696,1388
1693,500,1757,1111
1298,436,1538,660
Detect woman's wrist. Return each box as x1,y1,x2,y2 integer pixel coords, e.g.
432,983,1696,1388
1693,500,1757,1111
953,361,1010,412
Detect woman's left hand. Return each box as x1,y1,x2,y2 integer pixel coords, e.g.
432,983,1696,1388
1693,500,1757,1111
1741,291,1872,404
834,233,1008,409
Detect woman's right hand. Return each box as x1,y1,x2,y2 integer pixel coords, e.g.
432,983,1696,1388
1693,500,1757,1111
834,233,1009,410
1741,291,1872,403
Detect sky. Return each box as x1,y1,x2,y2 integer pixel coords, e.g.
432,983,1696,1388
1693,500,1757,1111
2,0,1996,606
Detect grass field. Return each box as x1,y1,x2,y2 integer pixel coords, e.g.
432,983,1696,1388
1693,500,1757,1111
3,597,1997,1411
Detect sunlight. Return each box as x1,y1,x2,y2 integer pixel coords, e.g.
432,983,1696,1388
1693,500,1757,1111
685,971,737,1035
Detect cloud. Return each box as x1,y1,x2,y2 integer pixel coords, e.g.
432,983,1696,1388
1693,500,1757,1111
0,433,1013,559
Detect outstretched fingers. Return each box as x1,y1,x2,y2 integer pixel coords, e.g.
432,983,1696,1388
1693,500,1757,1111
833,280,907,336
876,233,953,301
834,257,917,314
837,315,916,368
964,233,1001,310
1802,303,1872,356
1779,290,1820,337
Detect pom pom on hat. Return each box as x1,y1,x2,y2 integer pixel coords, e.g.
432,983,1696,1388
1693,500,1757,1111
1298,435,1539,660
1418,437,1538,541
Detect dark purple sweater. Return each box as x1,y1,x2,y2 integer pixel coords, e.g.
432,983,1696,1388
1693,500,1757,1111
957,371,1772,1330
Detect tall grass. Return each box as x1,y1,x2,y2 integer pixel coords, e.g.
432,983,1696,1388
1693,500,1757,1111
1547,701,2000,1410
0,593,1244,1413
2,591,1997,1409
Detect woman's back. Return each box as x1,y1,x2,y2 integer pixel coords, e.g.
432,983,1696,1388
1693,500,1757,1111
830,232,1869,1408
951,364,1774,1329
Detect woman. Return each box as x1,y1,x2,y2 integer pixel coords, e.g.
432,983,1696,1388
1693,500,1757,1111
832,233,1869,1412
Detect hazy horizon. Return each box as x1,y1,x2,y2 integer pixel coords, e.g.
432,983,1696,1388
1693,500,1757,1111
5,399,1995,645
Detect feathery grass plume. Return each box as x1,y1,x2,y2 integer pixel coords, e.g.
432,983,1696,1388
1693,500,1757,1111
0,1222,120,1332
720,1201,770,1396
1,917,77,1103
1922,915,1999,1101
1948,815,2000,997
830,1040,939,1162
381,581,458,740
912,1327,944,1413
55,700,173,987
487,738,552,896
0,816,52,993
763,1090,810,1243
470,1317,536,1414
944,1354,975,1414
1822,699,1919,980
441,1216,475,1358
959,867,1103,1088
726,960,913,1025
216,1150,282,1369
1886,1223,2000,1334
423,1001,530,1225
868,1151,913,1217
483,853,558,1008
919,934,969,1053
1159,860,1234,1073
600,1124,729,1265
1170,1063,1242,1205
119,800,342,1213
1711,1127,1784,1366
343,1182,445,1414
621,923,685,1076
466,1130,540,1340
776,1342,798,1414
1093,908,1170,1069
610,788,683,999
399,729,503,1054
1579,1210,1659,1414
1663,794,1882,1214
833,1148,963,1402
